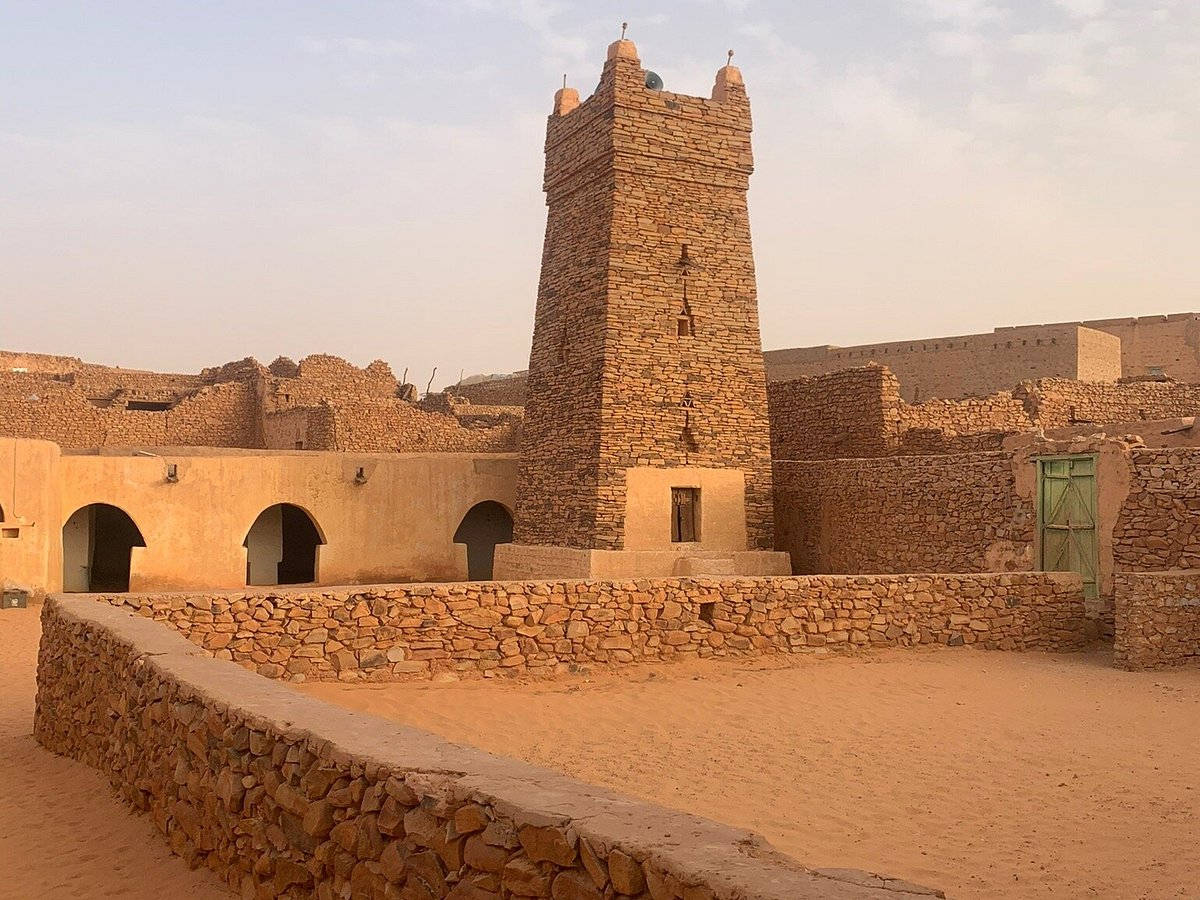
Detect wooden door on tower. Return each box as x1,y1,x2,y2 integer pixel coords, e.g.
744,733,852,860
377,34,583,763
1037,455,1099,600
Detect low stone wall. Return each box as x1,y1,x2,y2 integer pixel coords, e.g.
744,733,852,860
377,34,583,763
1114,571,1200,669
36,596,942,899
95,573,1087,684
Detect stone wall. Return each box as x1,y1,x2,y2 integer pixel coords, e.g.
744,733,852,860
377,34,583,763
0,373,260,449
448,375,529,408
1113,571,1200,669
764,314,1200,400
768,366,1200,462
37,596,940,900
96,572,1086,684
1027,378,1200,427
1112,448,1200,570
773,455,1033,575
1,350,518,454
323,399,519,453
764,324,1117,402
767,366,899,460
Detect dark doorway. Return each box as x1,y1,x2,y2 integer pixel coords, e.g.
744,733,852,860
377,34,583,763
454,501,514,580
244,503,324,586
671,487,701,543
62,503,147,592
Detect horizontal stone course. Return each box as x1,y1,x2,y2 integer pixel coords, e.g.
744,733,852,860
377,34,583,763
1114,571,1200,670
36,596,944,899
94,573,1087,684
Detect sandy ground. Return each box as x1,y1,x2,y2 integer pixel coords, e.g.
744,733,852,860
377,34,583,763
0,607,230,900
303,648,1200,900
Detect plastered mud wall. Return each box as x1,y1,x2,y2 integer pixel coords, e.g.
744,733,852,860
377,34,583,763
37,596,943,899
95,572,1087,684
1114,571,1200,669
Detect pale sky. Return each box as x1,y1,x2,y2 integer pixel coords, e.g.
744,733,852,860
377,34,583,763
2,1,1197,388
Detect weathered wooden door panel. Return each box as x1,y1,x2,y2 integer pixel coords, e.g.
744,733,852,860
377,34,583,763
1037,455,1099,600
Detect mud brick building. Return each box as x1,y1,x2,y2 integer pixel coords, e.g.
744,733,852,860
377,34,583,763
497,38,786,579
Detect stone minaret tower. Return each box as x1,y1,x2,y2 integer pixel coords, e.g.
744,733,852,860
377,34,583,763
495,37,788,579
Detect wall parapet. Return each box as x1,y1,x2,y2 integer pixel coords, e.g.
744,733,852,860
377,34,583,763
1114,571,1200,669
91,572,1087,684
36,596,943,899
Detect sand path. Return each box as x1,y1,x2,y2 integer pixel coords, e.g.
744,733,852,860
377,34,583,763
303,648,1200,900
0,607,230,900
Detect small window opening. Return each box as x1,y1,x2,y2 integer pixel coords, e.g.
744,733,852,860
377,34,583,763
1148,366,1165,377
294,440,304,450
677,313,693,337
671,487,700,543
2,528,18,539
126,400,171,412
699,601,715,624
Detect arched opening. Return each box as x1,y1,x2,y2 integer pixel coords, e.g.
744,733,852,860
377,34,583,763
243,503,324,586
62,503,146,592
454,501,513,581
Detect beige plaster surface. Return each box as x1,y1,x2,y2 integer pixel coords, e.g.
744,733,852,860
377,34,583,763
622,466,747,552
0,438,60,597
0,439,518,593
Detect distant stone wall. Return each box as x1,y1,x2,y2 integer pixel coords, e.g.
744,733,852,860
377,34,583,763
774,455,1033,575
1113,448,1200,570
764,314,1200,400
764,324,1112,402
324,399,519,453
38,597,939,900
898,392,1032,436
1027,378,1200,427
769,366,1200,461
448,374,529,407
0,374,259,448
97,572,1085,686
1114,571,1200,669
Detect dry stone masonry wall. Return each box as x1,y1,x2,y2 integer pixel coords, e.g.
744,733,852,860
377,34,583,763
768,365,1200,462
95,572,1087,684
1114,572,1200,669
773,455,1034,575
1112,448,1200,570
38,596,943,899
1,351,515,454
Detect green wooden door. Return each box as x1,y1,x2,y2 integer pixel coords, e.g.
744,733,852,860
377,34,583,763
1037,455,1099,600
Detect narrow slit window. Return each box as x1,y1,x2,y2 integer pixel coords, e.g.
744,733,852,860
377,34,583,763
671,487,700,543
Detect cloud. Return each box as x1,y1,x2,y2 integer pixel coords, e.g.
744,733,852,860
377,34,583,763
297,37,412,58
1054,0,1106,18
903,0,1005,26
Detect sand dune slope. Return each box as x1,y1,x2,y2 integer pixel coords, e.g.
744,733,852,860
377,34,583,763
0,607,229,900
